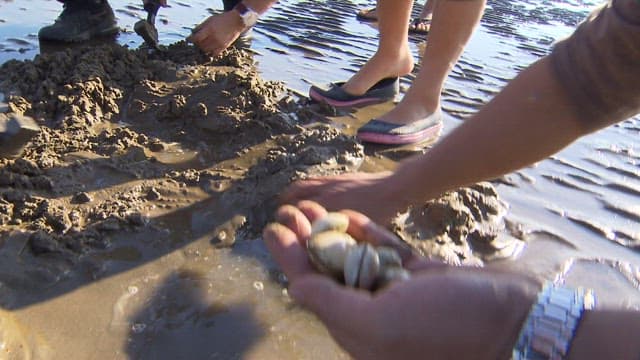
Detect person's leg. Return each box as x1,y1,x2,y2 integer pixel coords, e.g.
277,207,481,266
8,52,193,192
38,0,118,42
374,0,486,125
421,0,435,19
341,0,415,96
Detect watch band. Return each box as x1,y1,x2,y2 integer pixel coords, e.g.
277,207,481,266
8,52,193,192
512,282,595,360
234,2,259,27
234,2,250,15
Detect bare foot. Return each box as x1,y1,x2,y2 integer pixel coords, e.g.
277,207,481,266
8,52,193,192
376,93,440,126
356,7,378,21
409,18,432,33
341,49,414,96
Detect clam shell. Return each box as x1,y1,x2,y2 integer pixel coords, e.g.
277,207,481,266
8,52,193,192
344,243,380,290
376,246,402,268
307,231,356,276
375,267,411,290
311,212,349,235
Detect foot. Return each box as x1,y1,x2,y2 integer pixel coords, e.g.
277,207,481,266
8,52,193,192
356,7,378,21
38,0,118,42
409,17,432,34
341,49,414,96
376,95,440,127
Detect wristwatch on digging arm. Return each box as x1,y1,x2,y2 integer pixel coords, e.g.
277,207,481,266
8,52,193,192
233,2,260,28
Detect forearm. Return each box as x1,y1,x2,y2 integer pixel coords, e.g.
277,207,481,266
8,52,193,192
386,0,640,208
568,309,640,359
390,56,593,205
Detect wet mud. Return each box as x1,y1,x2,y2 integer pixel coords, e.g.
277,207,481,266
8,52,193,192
0,40,368,289
1,0,640,357
0,39,518,357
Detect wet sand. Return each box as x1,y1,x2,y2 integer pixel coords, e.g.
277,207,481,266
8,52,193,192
1,0,640,358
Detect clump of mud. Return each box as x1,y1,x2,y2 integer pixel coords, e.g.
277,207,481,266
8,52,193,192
0,41,363,279
392,182,524,266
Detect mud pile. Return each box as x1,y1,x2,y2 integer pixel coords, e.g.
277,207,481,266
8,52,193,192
0,41,517,293
0,42,362,273
393,182,523,266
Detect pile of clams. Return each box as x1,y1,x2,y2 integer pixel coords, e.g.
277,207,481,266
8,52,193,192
307,212,411,291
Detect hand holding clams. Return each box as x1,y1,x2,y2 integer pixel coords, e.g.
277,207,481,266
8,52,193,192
306,212,411,291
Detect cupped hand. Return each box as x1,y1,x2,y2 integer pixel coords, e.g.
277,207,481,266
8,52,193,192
281,172,404,225
188,12,244,57
263,201,540,360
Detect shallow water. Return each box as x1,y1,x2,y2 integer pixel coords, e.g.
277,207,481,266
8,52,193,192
1,0,640,358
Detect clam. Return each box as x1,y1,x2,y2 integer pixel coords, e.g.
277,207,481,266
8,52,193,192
305,212,411,291
311,212,349,234
307,230,356,277
344,243,380,290
376,246,403,268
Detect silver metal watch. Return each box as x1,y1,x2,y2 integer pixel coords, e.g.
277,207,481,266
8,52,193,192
512,282,595,360
234,2,259,28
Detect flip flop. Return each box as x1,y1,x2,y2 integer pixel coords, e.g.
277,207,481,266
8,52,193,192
357,110,443,145
309,77,399,108
356,7,378,22
409,18,431,34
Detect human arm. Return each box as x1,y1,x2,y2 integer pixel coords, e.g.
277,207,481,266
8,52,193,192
189,0,276,56
386,56,592,210
264,202,640,359
283,56,595,223
283,0,640,223
263,201,540,359
568,309,640,359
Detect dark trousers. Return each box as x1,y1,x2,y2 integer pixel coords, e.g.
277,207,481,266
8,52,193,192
59,0,241,11
222,0,241,11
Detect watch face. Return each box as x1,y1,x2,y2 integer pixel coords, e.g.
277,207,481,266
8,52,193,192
243,11,259,27
235,3,259,27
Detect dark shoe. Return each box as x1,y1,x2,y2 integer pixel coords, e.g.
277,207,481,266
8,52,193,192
356,7,378,22
309,77,399,108
409,18,431,34
38,1,118,42
357,110,443,145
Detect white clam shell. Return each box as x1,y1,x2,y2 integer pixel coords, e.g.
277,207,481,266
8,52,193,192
307,231,357,276
311,212,349,235
376,246,403,268
344,243,380,290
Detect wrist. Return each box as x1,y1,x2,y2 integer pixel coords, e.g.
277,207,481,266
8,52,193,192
377,171,412,216
386,161,426,212
492,278,540,360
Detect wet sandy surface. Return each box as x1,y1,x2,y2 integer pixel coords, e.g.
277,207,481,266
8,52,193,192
1,0,640,358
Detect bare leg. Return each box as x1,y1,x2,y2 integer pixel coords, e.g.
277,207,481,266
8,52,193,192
376,0,486,125
341,0,415,96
